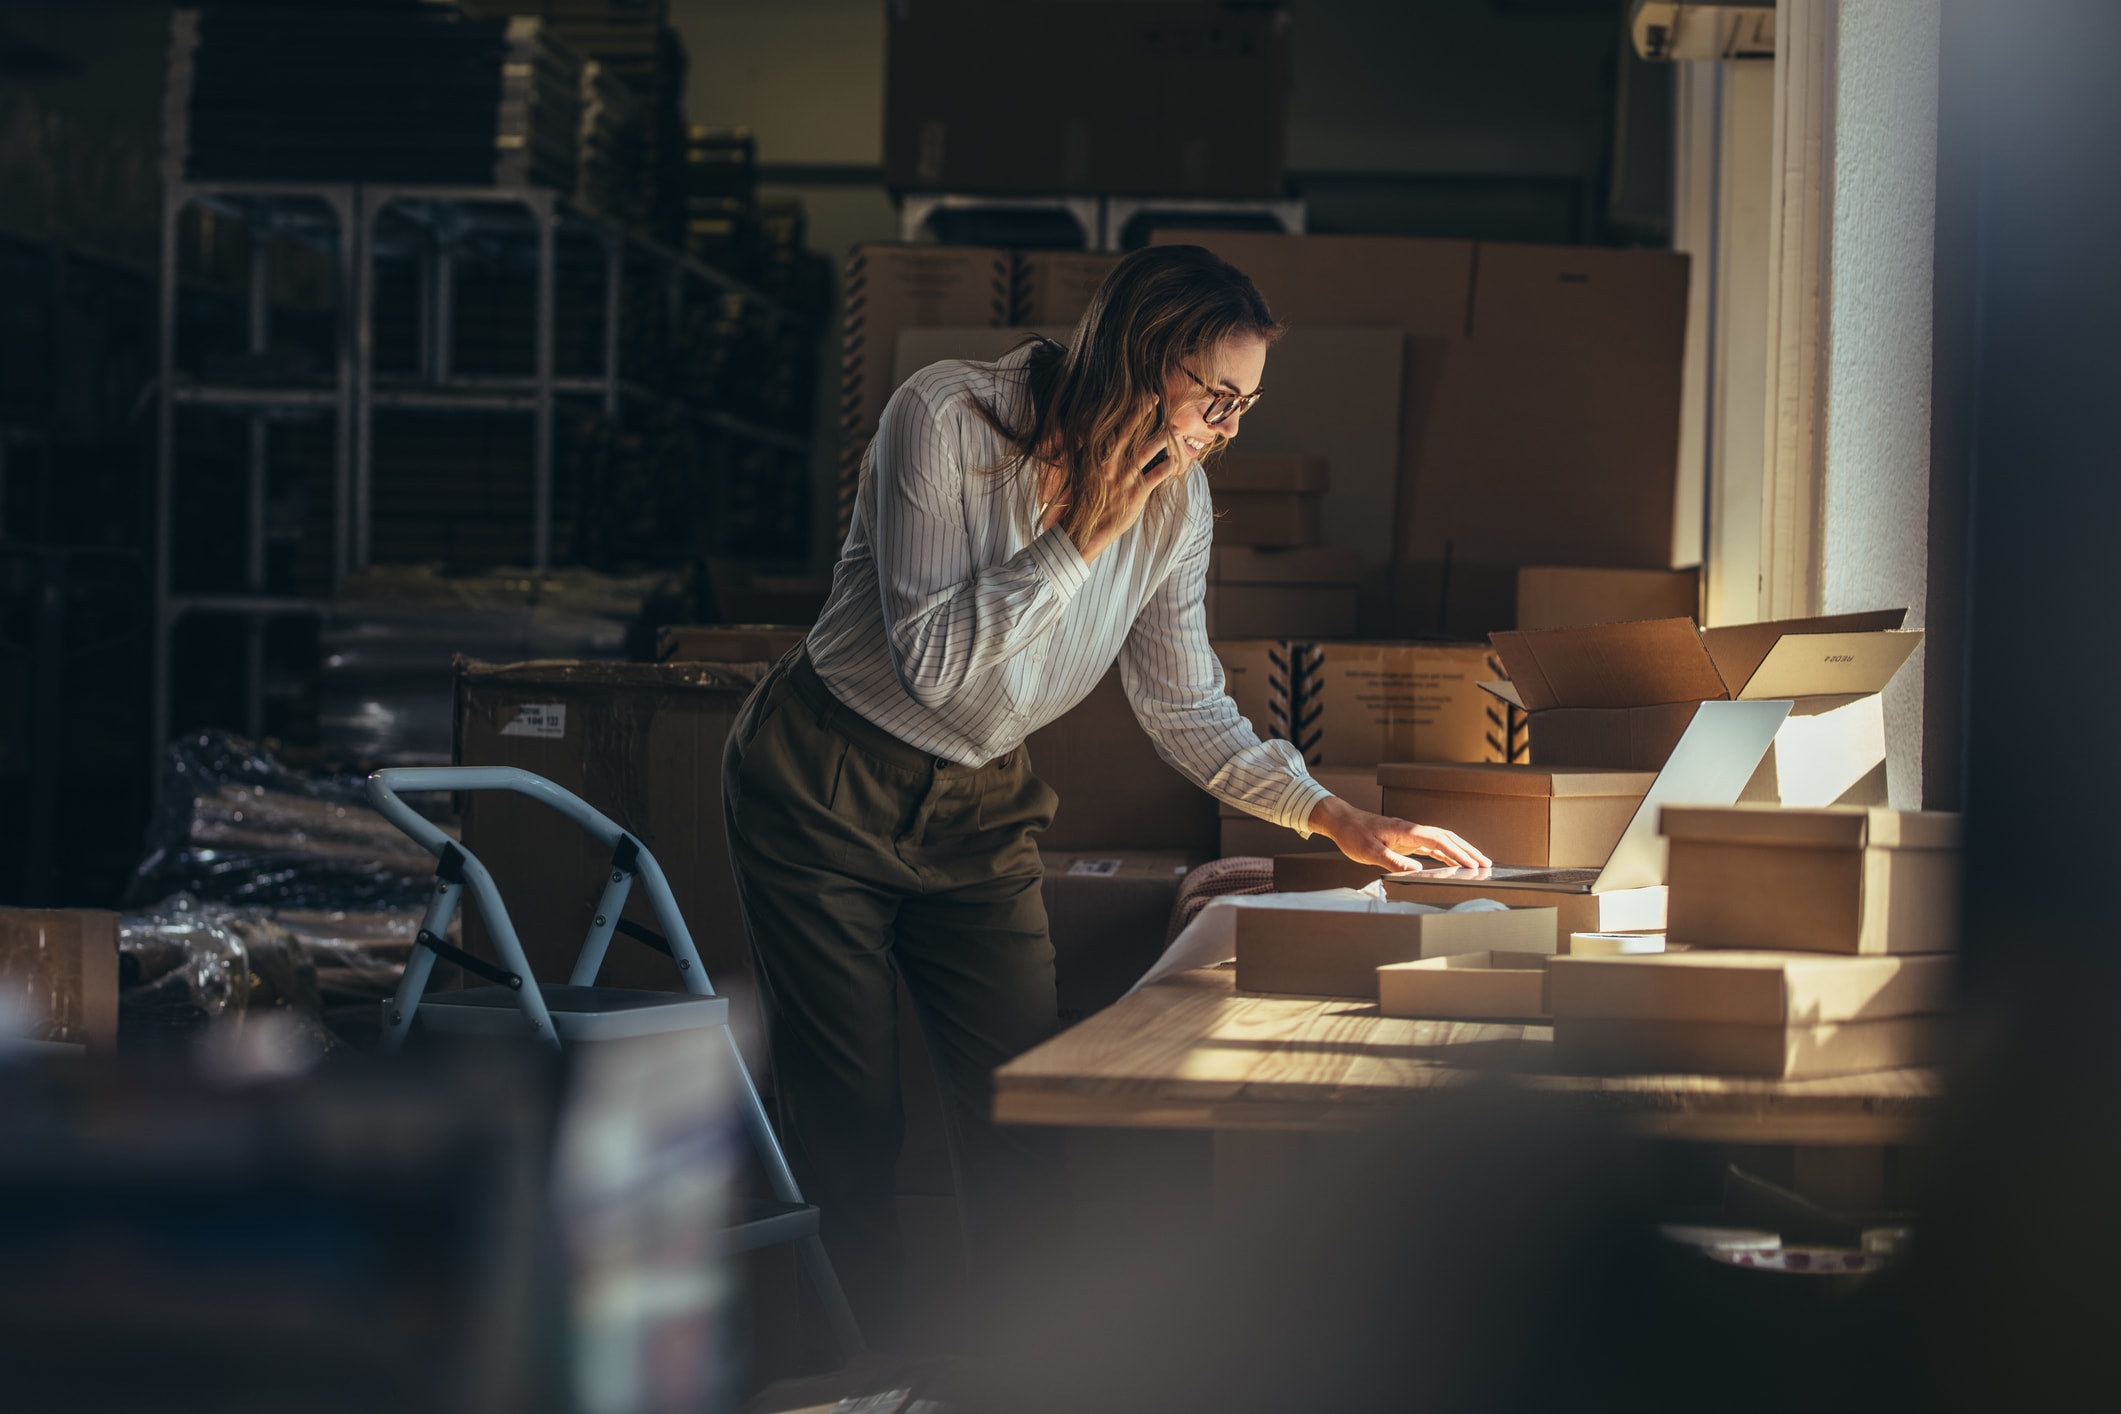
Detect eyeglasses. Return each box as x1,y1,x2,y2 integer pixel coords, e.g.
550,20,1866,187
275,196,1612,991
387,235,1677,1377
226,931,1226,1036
1178,364,1265,425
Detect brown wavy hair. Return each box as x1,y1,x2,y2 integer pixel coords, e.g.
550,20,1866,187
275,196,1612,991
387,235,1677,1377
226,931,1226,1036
978,244,1281,532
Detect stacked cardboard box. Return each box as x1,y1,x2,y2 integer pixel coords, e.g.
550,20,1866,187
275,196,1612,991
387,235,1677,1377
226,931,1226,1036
1545,805,1962,1077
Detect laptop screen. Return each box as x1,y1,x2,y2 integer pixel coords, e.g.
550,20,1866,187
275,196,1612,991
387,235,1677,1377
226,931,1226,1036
1590,698,1792,891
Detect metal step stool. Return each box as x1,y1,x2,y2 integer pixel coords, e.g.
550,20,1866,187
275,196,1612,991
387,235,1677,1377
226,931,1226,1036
367,765,865,1361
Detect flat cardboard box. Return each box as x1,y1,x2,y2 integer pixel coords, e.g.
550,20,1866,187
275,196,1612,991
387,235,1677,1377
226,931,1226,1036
836,244,1013,534
1546,949,1955,1025
1377,762,1657,869
1382,875,1668,949
1234,904,1559,998
1210,454,1328,548
1566,931,1669,956
1028,669,1218,854
1272,853,1387,892
1661,806,1964,955
1488,609,1922,806
1041,851,1205,1021
885,2,1290,196
1515,566,1700,631
654,624,807,664
1553,1014,1948,1079
1217,764,1377,858
0,908,118,1050
1215,639,1502,768
1377,950,1551,1020
1011,250,1122,324
1224,327,1407,634
1206,547,1360,638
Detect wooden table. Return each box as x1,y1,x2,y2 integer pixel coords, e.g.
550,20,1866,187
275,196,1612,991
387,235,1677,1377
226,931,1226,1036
995,967,1945,1146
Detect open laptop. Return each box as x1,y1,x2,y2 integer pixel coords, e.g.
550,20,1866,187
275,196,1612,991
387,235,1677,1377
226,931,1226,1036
1388,698,1794,895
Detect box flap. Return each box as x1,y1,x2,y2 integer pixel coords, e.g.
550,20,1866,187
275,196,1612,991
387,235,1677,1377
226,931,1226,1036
1478,679,1524,710
1660,804,1962,851
1211,453,1329,493
1698,609,1908,691
1734,630,1923,700
1488,618,1728,712
1378,761,1658,798
1208,546,1362,586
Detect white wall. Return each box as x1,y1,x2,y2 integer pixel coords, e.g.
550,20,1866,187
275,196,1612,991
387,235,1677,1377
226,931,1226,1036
1819,0,1941,806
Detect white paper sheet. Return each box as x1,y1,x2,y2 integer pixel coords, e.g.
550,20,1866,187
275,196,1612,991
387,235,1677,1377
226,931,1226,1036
1128,884,1510,994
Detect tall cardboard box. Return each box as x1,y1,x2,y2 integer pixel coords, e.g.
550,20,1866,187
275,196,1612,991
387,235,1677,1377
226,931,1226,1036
1209,454,1327,548
1150,231,1692,638
1215,639,1503,767
1377,763,1657,869
836,244,1013,536
454,659,769,1067
885,2,1291,196
1547,950,1955,1078
0,908,118,1051
1661,806,1964,956
1011,250,1122,324
1488,610,1922,806
1515,566,1700,631
1217,763,1377,858
1041,850,1205,1020
1206,547,1361,639
1027,669,1218,854
655,624,807,664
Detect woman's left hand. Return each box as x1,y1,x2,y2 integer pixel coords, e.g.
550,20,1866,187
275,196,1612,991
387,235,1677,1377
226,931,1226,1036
1306,796,1491,873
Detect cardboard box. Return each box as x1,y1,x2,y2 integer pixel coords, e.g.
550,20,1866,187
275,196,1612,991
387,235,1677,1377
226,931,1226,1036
1151,232,1691,638
1661,806,1964,955
1489,610,1922,805
836,244,1013,533
1545,949,1955,1025
1028,669,1218,854
654,624,807,664
454,659,770,1069
1210,454,1327,548
892,324,1074,392
1272,853,1387,892
1215,639,1502,768
1566,931,1669,956
885,3,1291,196
1552,1015,1949,1078
1011,250,1122,324
0,908,118,1051
1041,851,1205,1019
1217,764,1376,859
1206,547,1360,638
1234,904,1559,998
1376,951,1551,1020
1515,566,1700,631
1382,875,1667,947
1377,763,1658,869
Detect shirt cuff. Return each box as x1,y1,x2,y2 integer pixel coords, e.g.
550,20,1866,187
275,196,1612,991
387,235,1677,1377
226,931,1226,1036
1279,772,1336,839
1028,525,1092,601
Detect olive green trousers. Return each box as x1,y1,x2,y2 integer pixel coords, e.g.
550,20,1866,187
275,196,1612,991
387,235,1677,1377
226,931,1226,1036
722,645,1068,1347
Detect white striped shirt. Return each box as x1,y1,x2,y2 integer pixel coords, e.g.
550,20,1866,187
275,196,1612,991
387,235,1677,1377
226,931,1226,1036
807,343,1330,836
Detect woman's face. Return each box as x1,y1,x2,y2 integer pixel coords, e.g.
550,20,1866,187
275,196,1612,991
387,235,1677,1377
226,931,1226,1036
1162,333,1268,462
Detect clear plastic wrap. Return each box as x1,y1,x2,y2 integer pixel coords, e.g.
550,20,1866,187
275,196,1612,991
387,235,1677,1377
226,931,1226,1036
116,895,329,1050
125,729,440,910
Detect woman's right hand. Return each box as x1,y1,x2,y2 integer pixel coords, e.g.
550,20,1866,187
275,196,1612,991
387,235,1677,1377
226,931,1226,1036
1059,402,1186,562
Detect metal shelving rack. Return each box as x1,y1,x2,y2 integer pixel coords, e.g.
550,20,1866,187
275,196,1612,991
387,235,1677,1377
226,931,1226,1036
153,17,814,755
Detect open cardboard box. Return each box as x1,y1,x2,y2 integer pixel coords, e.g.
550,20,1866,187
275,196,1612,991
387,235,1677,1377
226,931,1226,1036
1484,610,1922,807
1233,904,1557,999
1377,950,1550,1020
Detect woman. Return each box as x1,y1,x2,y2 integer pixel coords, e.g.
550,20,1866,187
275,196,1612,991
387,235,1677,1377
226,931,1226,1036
723,244,1489,1343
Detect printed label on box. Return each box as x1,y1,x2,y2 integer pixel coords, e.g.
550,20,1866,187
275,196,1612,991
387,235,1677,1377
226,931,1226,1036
1068,858,1123,877
500,703,567,739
